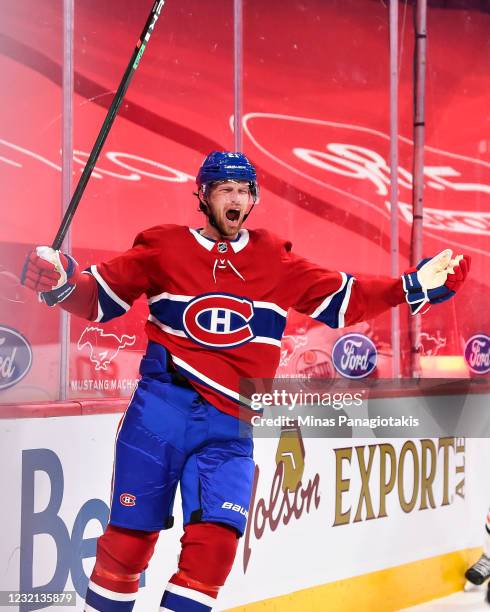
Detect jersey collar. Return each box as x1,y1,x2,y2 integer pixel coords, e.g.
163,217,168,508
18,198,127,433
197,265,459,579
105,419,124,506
188,228,250,253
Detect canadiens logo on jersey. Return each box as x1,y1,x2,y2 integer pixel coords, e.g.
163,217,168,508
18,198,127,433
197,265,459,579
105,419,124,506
183,293,255,348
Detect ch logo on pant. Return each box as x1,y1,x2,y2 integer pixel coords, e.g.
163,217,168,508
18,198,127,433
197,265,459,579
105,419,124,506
183,293,255,348
120,493,136,507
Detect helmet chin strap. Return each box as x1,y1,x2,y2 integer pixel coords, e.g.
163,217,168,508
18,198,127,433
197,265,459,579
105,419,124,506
198,198,224,237
242,203,255,223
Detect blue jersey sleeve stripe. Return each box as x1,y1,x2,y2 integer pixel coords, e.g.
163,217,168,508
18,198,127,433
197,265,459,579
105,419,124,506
338,275,355,327
309,272,347,318
85,265,130,323
90,265,131,310
311,273,354,328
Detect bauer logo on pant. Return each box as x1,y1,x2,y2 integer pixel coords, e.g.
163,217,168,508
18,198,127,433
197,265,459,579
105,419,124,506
221,502,249,518
120,493,136,507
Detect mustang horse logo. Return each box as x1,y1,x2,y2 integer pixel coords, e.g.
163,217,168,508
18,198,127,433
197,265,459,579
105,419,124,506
78,326,136,371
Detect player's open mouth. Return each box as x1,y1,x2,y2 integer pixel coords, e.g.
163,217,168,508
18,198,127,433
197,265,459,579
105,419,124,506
225,209,241,222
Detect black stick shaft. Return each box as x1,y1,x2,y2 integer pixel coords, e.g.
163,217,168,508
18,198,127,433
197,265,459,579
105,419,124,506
52,0,166,250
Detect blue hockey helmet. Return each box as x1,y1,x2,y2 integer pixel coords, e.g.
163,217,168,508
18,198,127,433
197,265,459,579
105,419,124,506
196,151,260,203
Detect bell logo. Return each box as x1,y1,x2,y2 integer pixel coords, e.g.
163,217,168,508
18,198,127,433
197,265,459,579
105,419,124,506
120,493,136,507
183,293,255,348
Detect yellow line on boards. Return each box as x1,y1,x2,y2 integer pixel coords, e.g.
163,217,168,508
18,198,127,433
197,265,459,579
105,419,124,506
225,547,481,612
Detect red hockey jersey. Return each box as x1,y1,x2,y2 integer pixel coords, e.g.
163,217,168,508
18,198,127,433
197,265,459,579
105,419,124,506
84,224,404,419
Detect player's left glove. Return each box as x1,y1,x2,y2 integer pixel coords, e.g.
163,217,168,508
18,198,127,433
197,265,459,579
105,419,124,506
21,246,80,306
402,249,471,315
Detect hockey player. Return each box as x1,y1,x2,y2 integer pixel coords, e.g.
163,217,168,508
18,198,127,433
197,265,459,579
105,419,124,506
21,151,470,611
465,510,490,595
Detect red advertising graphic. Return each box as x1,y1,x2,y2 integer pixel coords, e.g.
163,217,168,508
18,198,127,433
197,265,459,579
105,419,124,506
0,0,488,402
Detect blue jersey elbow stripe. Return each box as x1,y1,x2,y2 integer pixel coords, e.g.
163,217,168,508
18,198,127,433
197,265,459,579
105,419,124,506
312,274,354,328
85,266,130,323
97,287,128,323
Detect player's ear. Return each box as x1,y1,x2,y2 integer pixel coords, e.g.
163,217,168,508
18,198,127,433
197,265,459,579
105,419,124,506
198,186,208,202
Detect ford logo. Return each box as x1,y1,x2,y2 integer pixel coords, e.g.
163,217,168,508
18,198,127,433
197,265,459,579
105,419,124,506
332,333,377,379
464,334,490,375
0,326,33,390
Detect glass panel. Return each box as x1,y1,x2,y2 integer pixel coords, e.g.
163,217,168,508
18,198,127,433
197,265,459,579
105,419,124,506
242,0,396,378
0,0,63,402
408,0,489,377
243,0,489,380
69,0,235,399
1,0,488,405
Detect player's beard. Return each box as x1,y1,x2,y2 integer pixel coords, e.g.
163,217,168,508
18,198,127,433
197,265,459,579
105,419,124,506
214,213,244,239
203,197,252,240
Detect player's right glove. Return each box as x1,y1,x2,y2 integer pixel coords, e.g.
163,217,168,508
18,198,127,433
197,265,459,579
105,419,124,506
402,249,470,315
21,246,80,306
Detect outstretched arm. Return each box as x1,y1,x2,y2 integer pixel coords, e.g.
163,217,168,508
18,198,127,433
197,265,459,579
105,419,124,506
343,250,470,323
281,244,470,328
21,227,164,322
343,275,405,324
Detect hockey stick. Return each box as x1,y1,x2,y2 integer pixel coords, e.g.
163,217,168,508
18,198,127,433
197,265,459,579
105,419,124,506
52,0,166,250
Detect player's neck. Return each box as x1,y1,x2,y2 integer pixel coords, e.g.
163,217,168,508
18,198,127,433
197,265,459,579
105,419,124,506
200,224,239,242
